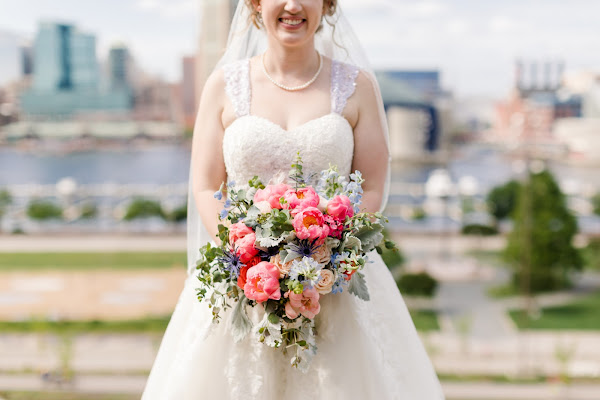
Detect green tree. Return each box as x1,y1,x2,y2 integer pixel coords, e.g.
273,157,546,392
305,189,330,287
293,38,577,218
487,179,520,220
123,198,166,220
168,202,188,222
592,193,600,216
0,189,12,232
504,170,582,292
27,199,63,220
0,189,12,217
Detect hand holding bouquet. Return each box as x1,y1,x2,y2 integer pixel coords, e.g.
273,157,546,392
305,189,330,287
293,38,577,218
195,154,395,371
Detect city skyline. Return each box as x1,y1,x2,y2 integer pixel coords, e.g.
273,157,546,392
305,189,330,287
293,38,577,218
1,0,599,98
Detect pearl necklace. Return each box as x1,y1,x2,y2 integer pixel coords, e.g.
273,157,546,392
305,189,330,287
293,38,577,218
261,52,323,91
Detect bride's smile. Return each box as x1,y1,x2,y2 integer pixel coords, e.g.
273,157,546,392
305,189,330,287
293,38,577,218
255,0,323,46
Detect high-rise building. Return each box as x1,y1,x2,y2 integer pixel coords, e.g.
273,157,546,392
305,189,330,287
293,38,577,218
20,43,33,77
196,0,238,108
108,44,131,91
182,56,197,129
20,21,132,118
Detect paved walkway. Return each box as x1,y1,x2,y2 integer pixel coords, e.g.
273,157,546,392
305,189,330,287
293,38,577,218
0,268,187,320
1,373,600,399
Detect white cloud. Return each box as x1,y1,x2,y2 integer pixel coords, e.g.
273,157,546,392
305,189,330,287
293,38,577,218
135,0,197,19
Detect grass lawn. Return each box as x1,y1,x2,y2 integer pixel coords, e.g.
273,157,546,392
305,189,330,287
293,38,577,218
509,291,600,330
0,252,187,271
410,310,440,332
0,392,138,400
0,316,171,334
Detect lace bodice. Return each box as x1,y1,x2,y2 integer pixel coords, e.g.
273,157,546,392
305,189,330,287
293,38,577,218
222,58,359,188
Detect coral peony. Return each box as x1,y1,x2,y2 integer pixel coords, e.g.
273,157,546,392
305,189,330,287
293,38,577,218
254,183,291,210
282,187,320,214
244,262,282,303
327,195,354,222
292,207,330,243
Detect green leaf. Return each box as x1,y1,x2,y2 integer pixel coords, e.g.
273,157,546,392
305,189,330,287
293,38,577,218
354,223,384,253
231,296,252,342
268,313,280,324
348,272,370,301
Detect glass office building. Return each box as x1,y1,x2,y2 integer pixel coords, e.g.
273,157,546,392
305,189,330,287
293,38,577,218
21,21,132,118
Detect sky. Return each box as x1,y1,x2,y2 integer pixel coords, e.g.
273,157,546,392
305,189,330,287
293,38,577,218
1,0,599,98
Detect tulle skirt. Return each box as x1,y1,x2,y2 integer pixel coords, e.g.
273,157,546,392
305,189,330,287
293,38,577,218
142,252,445,399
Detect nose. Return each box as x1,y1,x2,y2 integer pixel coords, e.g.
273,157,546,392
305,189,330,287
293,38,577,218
284,0,302,13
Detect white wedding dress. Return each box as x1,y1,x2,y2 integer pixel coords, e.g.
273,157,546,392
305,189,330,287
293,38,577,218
142,59,445,399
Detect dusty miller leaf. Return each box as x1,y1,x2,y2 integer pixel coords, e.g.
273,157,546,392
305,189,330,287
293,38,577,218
354,223,384,253
348,272,370,301
230,296,252,342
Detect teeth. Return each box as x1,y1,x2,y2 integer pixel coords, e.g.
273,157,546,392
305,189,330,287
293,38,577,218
281,18,302,25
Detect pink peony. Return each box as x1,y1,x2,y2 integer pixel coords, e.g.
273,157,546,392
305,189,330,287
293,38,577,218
326,195,354,222
292,207,330,243
282,187,320,214
254,183,291,210
244,261,282,303
284,288,321,319
229,222,254,244
235,232,259,264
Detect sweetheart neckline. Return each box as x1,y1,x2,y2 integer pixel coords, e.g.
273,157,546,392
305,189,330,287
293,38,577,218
224,112,352,134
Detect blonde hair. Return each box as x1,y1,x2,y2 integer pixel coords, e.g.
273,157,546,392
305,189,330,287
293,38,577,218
245,0,338,31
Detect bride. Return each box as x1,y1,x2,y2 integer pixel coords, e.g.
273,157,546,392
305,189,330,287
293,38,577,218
142,0,445,398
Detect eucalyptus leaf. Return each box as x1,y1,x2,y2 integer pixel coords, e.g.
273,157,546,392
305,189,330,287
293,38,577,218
348,272,370,301
231,296,252,342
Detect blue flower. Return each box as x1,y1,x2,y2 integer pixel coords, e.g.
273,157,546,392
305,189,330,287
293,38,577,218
227,180,236,188
219,208,229,219
218,249,243,278
331,272,348,294
223,199,232,208
213,190,223,200
287,239,321,260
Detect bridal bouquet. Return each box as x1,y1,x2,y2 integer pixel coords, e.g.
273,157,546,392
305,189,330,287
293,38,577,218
195,155,394,371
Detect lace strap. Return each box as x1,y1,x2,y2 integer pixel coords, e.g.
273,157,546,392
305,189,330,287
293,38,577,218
330,60,360,115
223,59,251,118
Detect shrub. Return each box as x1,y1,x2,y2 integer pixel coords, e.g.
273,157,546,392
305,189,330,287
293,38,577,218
169,203,187,222
79,202,98,219
396,272,438,297
461,223,498,236
123,198,166,220
592,193,600,216
0,188,11,217
27,199,63,220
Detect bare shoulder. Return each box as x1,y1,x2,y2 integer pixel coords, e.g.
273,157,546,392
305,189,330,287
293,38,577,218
200,68,226,105
344,68,379,128
353,69,379,105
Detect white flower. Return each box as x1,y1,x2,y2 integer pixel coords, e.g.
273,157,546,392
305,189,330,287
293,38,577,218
255,200,272,214
317,195,329,212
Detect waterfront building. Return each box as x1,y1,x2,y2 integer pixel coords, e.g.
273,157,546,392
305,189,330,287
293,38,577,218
181,56,197,130
20,21,133,119
495,60,582,142
376,69,452,161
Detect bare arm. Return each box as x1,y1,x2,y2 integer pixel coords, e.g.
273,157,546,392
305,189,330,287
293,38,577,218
190,69,228,240
350,71,389,214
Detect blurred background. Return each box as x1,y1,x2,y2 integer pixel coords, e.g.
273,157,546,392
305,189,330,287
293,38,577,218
1,0,599,399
